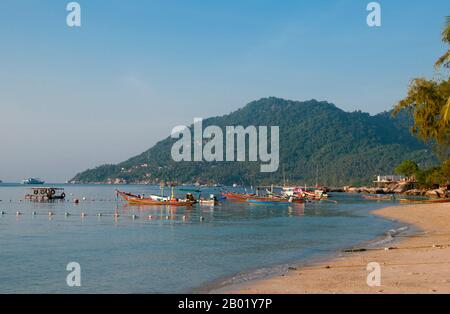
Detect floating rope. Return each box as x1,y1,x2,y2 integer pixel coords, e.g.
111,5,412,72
0,211,204,222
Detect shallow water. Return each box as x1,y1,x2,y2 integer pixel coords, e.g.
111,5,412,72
0,184,398,293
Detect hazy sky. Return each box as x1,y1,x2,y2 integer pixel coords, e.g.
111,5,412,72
0,0,448,182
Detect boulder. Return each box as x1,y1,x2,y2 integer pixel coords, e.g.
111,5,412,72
404,189,424,196
392,182,410,193
347,187,361,193
367,187,384,194
360,187,371,194
425,189,441,198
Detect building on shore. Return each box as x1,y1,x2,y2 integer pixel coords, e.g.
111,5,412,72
373,175,406,188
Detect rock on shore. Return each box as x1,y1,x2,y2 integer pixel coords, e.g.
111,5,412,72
329,182,449,199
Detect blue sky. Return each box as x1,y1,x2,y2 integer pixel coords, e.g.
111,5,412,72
0,0,448,182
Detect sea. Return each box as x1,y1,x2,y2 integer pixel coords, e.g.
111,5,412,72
0,184,403,293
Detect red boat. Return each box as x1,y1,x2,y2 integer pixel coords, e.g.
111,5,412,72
221,192,255,201
116,191,195,207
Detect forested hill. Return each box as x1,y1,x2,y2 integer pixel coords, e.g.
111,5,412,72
70,97,436,186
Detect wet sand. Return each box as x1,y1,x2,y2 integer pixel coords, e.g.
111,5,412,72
212,203,450,294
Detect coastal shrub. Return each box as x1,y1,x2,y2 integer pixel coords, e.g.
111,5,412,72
414,157,450,188
394,160,419,179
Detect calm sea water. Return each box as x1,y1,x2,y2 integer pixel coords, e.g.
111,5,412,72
0,184,399,293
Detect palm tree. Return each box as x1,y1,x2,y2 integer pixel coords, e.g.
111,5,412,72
394,17,450,148
435,16,450,69
435,16,450,126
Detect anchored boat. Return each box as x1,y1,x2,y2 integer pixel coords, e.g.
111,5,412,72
221,192,255,201
198,194,220,206
362,195,395,201
399,198,450,204
116,190,195,207
281,186,329,201
247,195,304,205
25,187,66,201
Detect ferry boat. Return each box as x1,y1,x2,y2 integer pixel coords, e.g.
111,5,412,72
22,178,45,185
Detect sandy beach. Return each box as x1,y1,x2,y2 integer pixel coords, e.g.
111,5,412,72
212,202,450,294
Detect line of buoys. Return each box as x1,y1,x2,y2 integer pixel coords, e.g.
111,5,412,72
0,210,204,222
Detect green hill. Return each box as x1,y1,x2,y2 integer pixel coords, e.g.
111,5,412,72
70,97,436,186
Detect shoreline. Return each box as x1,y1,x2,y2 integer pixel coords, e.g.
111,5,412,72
199,221,408,294
210,202,450,294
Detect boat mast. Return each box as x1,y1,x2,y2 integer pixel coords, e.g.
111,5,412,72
315,165,319,187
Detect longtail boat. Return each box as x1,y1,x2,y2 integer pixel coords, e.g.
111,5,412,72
116,191,195,207
399,198,450,204
282,186,329,201
198,199,220,206
198,194,220,206
362,195,394,201
303,189,329,200
246,196,304,205
221,192,255,201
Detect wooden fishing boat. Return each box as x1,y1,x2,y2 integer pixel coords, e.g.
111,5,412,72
281,186,329,201
303,189,329,200
362,195,394,201
25,187,66,201
398,198,450,204
198,199,220,206
221,192,255,201
247,196,304,205
197,194,220,206
116,191,195,207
